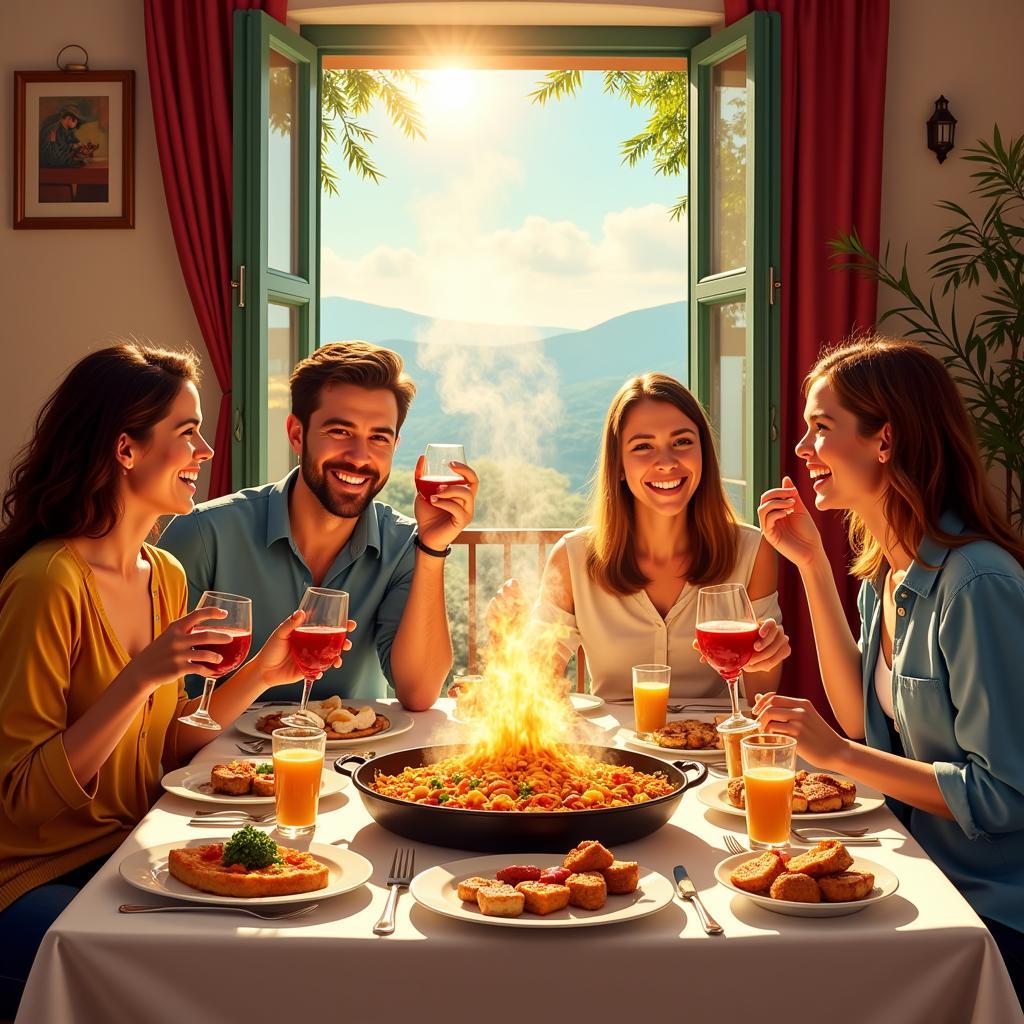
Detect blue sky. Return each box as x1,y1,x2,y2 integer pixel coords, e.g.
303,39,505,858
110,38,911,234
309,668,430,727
319,70,687,330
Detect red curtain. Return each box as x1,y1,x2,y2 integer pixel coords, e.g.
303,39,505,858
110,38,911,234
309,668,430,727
145,0,287,499
724,0,890,726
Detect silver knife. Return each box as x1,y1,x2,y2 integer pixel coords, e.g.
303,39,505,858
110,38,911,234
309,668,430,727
673,864,724,935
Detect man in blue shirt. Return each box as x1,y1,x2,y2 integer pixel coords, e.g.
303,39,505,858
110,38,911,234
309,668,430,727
159,342,477,710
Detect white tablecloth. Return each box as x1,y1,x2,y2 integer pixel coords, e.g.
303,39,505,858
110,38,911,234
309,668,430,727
16,700,1022,1024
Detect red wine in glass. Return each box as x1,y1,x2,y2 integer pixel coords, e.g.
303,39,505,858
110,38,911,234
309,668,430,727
695,621,760,680
190,627,252,677
283,587,349,728
416,444,465,502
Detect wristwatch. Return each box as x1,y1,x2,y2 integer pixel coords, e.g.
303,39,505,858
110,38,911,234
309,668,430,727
414,533,452,558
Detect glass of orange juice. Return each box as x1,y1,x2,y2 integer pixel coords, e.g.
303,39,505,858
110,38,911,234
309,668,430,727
632,664,671,740
272,726,326,838
741,733,796,849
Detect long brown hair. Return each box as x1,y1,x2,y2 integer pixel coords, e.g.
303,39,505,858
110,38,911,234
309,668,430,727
0,342,200,579
586,373,738,595
806,336,1024,578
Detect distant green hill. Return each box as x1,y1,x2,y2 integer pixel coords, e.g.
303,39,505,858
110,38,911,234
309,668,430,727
319,297,688,490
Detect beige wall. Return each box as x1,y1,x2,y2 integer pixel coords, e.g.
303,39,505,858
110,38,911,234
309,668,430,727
879,0,1024,325
0,0,216,498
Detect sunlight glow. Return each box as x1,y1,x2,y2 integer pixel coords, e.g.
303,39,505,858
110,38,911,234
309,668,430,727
420,67,476,118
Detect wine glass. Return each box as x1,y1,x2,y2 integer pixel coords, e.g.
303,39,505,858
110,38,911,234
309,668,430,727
696,583,761,777
415,443,466,501
177,592,253,731
283,587,349,728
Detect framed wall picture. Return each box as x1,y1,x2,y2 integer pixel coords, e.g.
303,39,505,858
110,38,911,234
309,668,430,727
13,69,135,229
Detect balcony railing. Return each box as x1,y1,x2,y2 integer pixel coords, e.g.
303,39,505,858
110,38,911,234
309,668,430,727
452,527,587,692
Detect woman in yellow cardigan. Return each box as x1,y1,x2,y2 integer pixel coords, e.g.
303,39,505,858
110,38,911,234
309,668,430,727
0,343,346,1015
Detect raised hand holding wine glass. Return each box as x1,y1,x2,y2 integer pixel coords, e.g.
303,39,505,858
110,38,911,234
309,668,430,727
178,592,253,731
283,587,350,728
696,583,761,777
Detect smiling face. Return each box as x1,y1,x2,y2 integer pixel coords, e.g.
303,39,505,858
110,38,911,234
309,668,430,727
121,381,213,516
619,398,703,519
795,377,889,512
289,382,398,519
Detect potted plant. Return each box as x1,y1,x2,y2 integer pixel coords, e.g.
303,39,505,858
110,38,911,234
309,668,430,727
830,127,1023,530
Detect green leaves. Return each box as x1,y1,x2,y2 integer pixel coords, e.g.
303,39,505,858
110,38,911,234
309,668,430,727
830,127,1024,529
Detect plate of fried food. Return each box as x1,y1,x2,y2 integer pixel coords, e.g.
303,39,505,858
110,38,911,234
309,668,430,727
119,825,373,906
624,715,728,759
410,839,673,928
236,697,413,748
160,759,348,805
715,840,898,917
698,770,886,819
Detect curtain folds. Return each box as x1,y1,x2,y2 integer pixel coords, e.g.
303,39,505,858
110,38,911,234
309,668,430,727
144,0,287,499
724,0,890,725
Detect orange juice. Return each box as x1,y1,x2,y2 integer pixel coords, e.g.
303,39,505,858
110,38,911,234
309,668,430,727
743,766,795,846
633,682,670,735
273,748,322,828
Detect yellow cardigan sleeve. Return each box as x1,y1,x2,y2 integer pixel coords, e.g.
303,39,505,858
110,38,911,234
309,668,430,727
0,562,97,828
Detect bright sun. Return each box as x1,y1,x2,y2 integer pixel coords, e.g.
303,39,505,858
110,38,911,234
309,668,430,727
420,67,476,118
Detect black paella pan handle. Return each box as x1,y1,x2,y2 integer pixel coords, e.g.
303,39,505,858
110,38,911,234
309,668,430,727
672,760,709,792
334,753,369,777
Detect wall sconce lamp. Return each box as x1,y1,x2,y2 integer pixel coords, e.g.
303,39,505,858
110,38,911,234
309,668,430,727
927,96,957,164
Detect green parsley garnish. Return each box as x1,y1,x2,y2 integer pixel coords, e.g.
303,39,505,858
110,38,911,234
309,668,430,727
468,778,481,790
255,762,274,775
429,778,443,790
451,773,464,784
437,793,450,804
518,783,534,799
222,825,282,871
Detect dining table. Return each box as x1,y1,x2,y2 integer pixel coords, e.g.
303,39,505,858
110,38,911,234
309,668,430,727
15,697,1023,1024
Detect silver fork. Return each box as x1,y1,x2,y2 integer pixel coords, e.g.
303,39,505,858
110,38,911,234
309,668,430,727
191,809,277,822
373,848,415,936
791,825,877,844
120,903,317,921
236,739,270,754
724,834,746,855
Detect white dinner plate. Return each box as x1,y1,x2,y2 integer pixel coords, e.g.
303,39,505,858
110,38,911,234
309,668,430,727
697,776,886,820
119,838,372,906
235,699,414,748
622,713,726,761
160,760,348,805
714,851,898,917
410,854,674,929
570,692,606,715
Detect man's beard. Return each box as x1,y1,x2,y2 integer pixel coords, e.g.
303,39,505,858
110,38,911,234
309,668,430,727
301,443,387,519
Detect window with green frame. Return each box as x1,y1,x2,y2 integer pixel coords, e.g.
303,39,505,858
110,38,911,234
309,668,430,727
230,13,779,521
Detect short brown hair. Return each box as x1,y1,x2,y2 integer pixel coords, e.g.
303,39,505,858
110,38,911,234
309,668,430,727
289,342,416,432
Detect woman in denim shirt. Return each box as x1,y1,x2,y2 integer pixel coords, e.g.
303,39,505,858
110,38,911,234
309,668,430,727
755,337,1024,1003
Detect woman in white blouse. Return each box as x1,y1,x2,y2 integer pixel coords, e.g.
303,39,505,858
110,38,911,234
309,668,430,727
498,374,790,699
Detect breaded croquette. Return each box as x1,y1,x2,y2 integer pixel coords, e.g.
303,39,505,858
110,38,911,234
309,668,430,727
726,779,746,809
769,872,822,903
566,871,607,910
818,870,875,902
515,881,571,915
563,840,614,873
457,876,500,902
476,884,525,917
601,860,639,895
786,840,853,878
729,851,786,894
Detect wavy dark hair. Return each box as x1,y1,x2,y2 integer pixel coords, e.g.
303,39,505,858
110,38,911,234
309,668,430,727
806,336,1024,577
0,342,200,579
586,373,738,595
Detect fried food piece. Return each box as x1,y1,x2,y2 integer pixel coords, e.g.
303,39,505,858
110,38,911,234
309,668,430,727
476,884,525,917
256,712,287,735
251,773,275,797
328,708,390,739
653,719,719,750
799,780,843,813
791,790,809,813
515,881,571,915
726,779,746,809
457,876,500,902
168,844,328,898
601,860,639,895
210,761,256,795
566,871,607,910
770,872,822,903
807,772,857,808
729,851,786,894
563,840,614,873
818,870,875,902
786,840,853,878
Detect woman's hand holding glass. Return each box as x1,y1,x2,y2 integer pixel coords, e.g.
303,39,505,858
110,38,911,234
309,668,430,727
692,618,790,674
752,691,849,769
757,475,826,569
130,605,231,693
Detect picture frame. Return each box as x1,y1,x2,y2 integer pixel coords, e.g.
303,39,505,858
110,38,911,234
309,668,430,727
13,69,135,229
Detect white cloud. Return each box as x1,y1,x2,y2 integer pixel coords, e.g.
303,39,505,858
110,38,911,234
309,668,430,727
321,153,686,330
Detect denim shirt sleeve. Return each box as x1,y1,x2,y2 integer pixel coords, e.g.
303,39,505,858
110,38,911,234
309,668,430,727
373,542,416,689
934,571,1024,839
158,511,215,613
